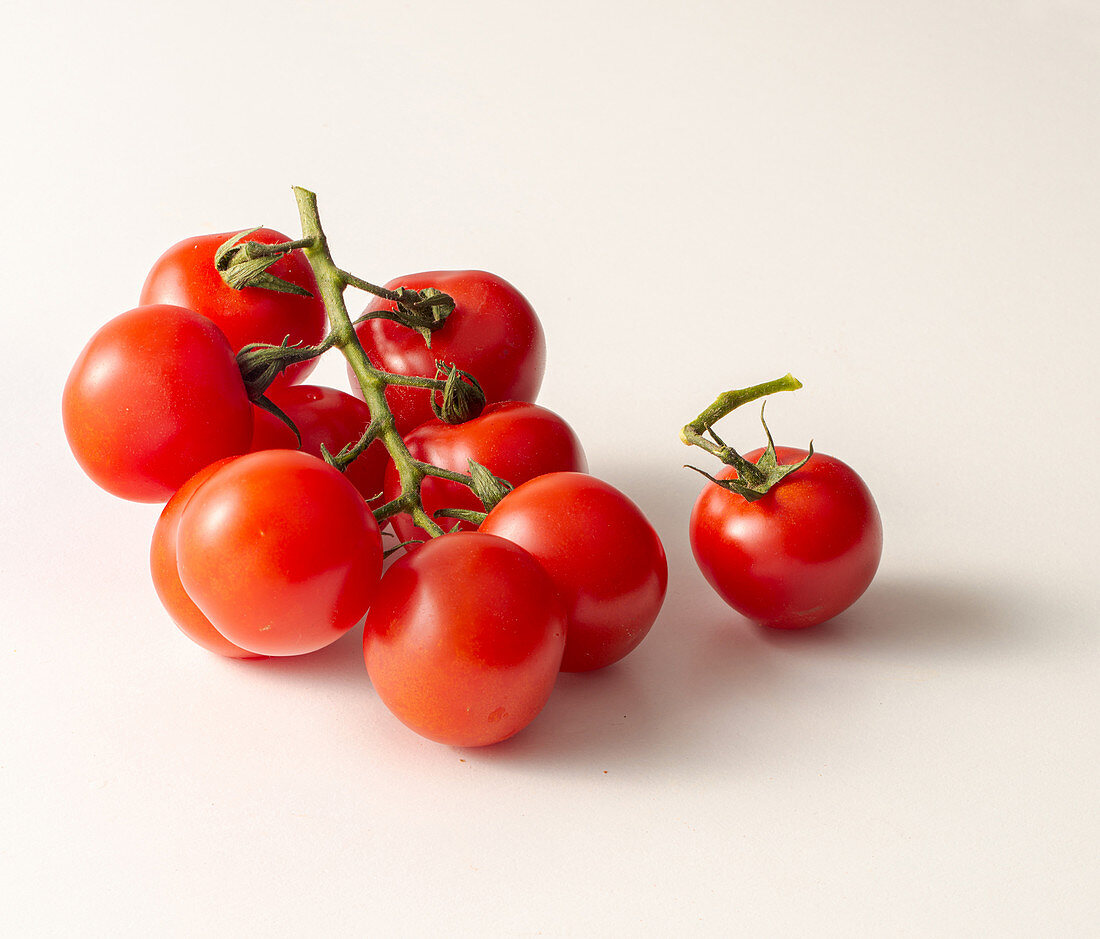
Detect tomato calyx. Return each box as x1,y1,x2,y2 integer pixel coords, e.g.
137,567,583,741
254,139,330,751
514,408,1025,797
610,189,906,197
430,362,486,424
214,228,316,296
686,404,814,502
346,278,456,346
681,374,811,502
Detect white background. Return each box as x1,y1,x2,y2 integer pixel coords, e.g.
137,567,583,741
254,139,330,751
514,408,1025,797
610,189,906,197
2,1,1097,936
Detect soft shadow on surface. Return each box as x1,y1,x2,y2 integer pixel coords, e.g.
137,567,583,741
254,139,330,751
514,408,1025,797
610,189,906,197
754,575,1038,658
215,620,369,686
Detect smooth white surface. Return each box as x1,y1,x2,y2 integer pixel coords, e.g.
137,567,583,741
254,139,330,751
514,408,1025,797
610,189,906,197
2,1,1097,935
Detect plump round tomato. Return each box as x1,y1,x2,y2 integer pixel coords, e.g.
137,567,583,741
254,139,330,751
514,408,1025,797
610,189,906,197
140,228,327,388
689,447,883,629
363,532,566,746
349,270,545,434
253,384,389,506
176,450,383,656
384,401,587,543
63,304,253,502
150,458,262,659
480,472,667,671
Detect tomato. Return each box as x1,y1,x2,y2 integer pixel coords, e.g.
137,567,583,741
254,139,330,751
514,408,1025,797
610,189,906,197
150,458,262,659
140,228,327,388
363,532,566,746
62,304,253,502
349,271,545,434
254,384,389,505
249,404,300,451
176,450,383,656
689,447,883,629
383,401,587,543
480,472,667,671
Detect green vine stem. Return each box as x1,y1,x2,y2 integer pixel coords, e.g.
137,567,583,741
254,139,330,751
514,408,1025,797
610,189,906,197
680,373,812,501
289,186,479,538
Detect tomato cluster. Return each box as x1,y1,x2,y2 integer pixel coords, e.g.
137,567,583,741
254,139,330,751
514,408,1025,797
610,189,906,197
64,213,668,747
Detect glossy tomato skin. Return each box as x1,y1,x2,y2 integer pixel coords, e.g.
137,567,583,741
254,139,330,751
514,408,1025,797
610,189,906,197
349,271,546,434
150,458,262,659
176,450,383,656
689,447,883,629
62,304,253,502
480,472,667,671
140,228,326,388
363,532,566,746
384,401,587,543
258,384,388,506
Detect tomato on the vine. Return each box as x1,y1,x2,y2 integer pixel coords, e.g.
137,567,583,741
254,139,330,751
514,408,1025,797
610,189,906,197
140,228,327,388
150,458,262,659
176,450,383,656
349,270,545,434
363,532,566,746
689,447,882,629
254,384,388,506
63,304,253,502
383,401,587,543
480,472,667,671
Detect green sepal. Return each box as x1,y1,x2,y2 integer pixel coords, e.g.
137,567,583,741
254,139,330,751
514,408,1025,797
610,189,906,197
431,362,486,424
214,228,313,296
434,507,489,526
467,459,512,512
690,404,813,503
252,393,302,448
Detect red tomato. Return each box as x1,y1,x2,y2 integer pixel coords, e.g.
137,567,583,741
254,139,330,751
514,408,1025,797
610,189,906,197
383,401,587,543
150,458,262,659
249,404,300,451
349,271,545,433
259,384,389,505
176,450,383,656
363,532,566,746
480,472,667,671
689,447,883,629
63,304,253,502
140,228,327,388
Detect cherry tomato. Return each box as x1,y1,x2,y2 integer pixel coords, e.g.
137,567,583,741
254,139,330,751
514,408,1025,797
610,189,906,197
259,384,389,505
176,450,383,656
150,458,262,659
140,228,327,388
349,271,545,433
249,404,300,451
689,447,883,629
383,401,587,543
63,304,253,502
363,532,566,746
480,472,667,671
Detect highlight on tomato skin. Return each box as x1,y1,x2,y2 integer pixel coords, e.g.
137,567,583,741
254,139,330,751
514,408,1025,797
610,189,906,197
175,450,384,657
62,304,254,503
348,270,546,434
689,447,883,630
150,458,264,659
363,532,567,747
480,472,668,672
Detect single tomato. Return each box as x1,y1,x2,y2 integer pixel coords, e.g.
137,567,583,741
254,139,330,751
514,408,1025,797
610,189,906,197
63,304,253,502
140,228,327,387
150,458,261,659
689,447,882,629
363,532,566,746
176,450,383,656
349,270,545,433
480,472,667,671
383,401,587,543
